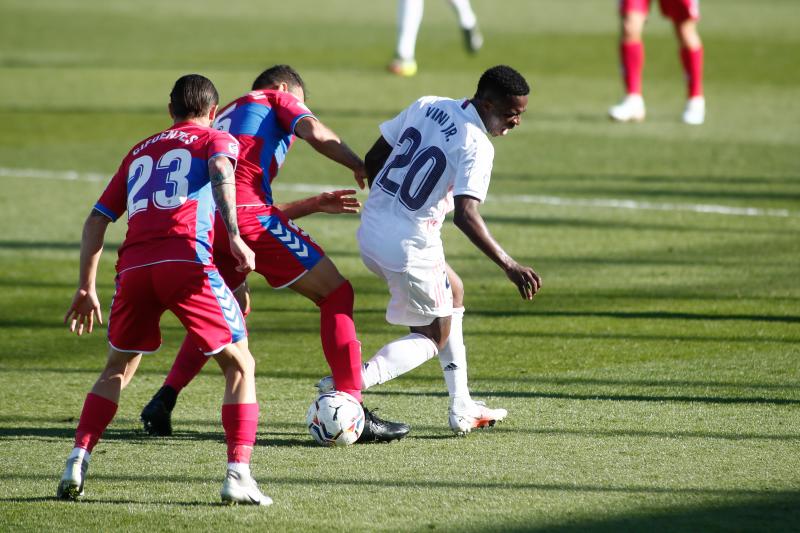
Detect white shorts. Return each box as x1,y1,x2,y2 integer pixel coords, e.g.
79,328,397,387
361,252,453,327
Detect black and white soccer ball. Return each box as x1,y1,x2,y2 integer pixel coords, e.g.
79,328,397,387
306,391,364,446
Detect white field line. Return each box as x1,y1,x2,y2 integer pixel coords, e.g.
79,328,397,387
1,166,794,218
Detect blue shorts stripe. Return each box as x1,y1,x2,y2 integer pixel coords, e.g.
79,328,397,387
206,270,246,342
256,215,323,271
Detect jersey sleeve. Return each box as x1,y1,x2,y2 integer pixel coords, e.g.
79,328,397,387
379,103,412,146
94,159,129,222
207,130,240,171
452,134,494,203
274,92,315,135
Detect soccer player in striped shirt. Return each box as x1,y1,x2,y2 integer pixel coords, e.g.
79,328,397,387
58,74,271,505
140,65,409,443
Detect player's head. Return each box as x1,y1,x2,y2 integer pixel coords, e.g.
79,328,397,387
252,65,307,101
169,74,219,122
473,65,529,137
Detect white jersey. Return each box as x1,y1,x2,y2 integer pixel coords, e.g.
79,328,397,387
358,96,494,271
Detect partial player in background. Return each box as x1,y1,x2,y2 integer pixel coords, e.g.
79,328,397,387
320,65,542,435
139,65,409,443
58,74,271,505
609,0,705,124
389,0,483,77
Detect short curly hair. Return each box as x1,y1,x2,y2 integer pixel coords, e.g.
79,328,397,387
252,64,307,96
475,65,529,101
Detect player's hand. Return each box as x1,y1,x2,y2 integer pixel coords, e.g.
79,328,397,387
317,189,361,214
504,262,542,301
353,166,368,190
229,235,256,273
64,288,103,336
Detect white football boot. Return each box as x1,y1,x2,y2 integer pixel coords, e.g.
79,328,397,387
57,455,89,500
315,375,334,393
448,398,508,436
682,96,705,125
220,469,273,506
608,94,646,123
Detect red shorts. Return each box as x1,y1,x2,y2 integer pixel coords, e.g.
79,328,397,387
107,262,246,355
214,205,326,290
620,0,700,22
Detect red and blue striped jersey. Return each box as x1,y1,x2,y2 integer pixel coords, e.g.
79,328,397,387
213,89,314,206
94,122,239,273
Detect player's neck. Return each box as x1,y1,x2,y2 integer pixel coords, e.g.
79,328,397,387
469,98,490,130
173,116,212,128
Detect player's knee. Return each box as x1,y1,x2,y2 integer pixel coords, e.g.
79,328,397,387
675,20,701,48
621,14,645,42
233,283,251,317
216,344,256,377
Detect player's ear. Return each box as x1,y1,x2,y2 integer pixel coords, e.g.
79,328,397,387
207,104,218,122
277,81,289,93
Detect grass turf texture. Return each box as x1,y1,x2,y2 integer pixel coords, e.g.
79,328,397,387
1,0,799,530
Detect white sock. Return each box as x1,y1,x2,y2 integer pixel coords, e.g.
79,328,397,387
68,447,90,464
361,333,438,389
438,307,471,403
397,0,424,60
227,462,250,477
448,0,477,29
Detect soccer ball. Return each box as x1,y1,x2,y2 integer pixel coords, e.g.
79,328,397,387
306,391,365,446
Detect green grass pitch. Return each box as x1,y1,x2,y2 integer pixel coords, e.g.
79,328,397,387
1,0,799,531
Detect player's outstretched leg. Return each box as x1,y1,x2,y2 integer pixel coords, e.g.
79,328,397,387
58,349,138,500
438,306,506,435
214,341,272,506
357,404,411,443
448,399,508,436
141,336,210,436
57,446,91,500
297,259,411,443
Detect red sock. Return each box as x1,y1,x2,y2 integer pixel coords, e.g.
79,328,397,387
221,403,259,463
621,41,644,95
164,336,211,392
680,46,704,98
317,281,363,402
74,393,118,452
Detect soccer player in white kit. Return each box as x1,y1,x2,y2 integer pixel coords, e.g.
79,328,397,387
389,0,483,77
321,65,542,435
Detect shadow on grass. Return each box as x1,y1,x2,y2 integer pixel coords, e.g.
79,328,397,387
3,417,798,444
368,388,800,406
2,472,799,499
2,369,799,393
496,493,800,533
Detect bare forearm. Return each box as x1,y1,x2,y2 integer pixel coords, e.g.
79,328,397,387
453,196,515,271
298,118,363,173
209,156,240,237
78,211,110,289
454,210,513,271
276,196,320,219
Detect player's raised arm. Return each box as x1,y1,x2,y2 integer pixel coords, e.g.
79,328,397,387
294,116,367,189
209,154,255,273
452,195,541,300
276,189,361,219
64,209,110,335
